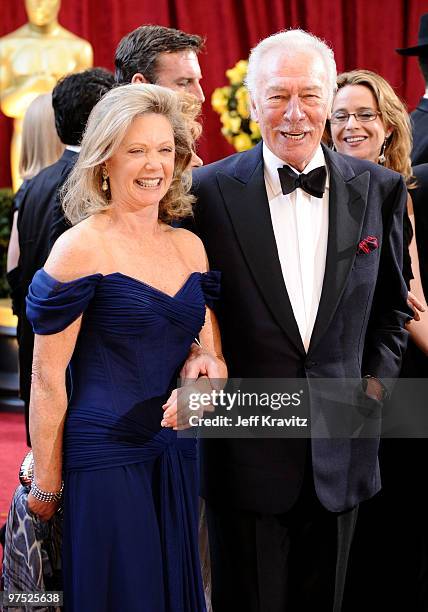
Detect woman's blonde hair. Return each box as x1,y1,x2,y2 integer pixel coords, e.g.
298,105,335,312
19,93,64,180
179,93,203,143
62,84,198,225
334,70,413,184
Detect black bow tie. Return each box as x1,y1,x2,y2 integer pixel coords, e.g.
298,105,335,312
277,165,327,198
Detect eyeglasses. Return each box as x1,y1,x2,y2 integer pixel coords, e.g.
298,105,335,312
330,110,381,124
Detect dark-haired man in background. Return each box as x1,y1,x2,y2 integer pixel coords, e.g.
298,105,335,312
15,67,114,444
114,24,205,102
48,68,115,245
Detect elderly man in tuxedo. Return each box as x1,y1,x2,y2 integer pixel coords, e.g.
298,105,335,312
188,30,411,612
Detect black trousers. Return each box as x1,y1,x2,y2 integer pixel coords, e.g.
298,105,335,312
205,468,358,612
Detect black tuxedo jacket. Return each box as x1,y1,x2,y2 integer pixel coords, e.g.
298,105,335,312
192,143,411,513
17,148,77,291
411,98,428,165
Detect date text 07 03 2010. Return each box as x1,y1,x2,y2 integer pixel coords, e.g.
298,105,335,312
0,592,63,607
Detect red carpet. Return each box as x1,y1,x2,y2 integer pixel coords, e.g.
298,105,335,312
0,412,28,524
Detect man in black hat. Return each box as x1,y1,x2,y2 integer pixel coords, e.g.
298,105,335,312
397,13,428,164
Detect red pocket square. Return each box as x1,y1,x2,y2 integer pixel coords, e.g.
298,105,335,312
357,235,379,255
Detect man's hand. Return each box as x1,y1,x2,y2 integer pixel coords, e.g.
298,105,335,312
180,342,223,381
364,377,385,403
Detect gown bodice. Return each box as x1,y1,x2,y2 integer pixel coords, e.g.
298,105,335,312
26,268,220,472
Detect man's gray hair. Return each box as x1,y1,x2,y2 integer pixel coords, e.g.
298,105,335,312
245,29,337,106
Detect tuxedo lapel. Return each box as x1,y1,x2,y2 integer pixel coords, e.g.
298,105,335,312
308,148,370,354
217,144,306,355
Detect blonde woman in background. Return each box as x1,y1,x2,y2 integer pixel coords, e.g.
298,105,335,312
329,69,428,612
18,93,64,183
7,93,63,275
6,92,64,445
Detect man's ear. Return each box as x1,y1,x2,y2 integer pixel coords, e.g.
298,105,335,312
131,73,149,84
250,97,259,122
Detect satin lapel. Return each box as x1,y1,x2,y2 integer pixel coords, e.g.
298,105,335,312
308,150,370,354
217,148,306,355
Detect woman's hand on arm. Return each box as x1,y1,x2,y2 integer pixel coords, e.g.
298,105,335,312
407,291,425,321
180,341,224,380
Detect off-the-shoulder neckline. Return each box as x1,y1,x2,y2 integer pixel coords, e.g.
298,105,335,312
38,269,217,300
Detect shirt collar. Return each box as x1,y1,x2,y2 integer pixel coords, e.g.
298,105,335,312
65,145,81,153
263,142,329,198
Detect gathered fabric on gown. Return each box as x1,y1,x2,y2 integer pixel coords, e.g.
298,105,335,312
26,268,220,612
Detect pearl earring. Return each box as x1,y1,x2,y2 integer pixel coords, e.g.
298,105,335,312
102,167,109,192
378,140,387,164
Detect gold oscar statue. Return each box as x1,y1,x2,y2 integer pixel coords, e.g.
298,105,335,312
0,0,93,191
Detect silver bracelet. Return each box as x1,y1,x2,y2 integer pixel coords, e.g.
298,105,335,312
30,480,64,503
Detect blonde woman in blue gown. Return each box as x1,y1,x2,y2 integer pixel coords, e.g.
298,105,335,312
26,84,226,611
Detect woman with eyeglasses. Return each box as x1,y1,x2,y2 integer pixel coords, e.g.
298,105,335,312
329,70,427,348
329,69,428,611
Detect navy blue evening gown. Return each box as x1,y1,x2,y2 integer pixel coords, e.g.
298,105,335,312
26,268,220,612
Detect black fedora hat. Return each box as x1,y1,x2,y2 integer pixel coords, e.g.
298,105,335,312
396,13,428,55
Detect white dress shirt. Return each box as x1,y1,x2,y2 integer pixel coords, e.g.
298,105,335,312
263,143,329,352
